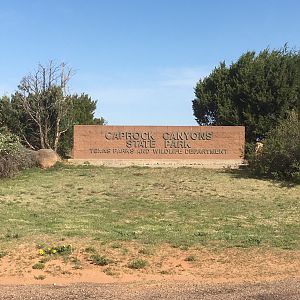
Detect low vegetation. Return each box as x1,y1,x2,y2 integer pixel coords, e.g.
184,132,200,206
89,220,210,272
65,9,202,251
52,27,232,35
32,262,45,270
0,164,299,252
89,254,111,266
249,111,300,182
128,259,148,269
0,164,299,281
0,129,36,178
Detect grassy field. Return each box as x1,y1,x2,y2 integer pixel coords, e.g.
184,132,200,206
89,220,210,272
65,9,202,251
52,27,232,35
0,164,299,251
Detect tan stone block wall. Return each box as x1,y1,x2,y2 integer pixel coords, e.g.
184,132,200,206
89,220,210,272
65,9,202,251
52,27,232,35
73,125,245,160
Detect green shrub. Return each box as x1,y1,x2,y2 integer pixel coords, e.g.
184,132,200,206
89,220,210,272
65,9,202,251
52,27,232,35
128,259,148,269
248,112,300,182
32,262,45,270
38,244,72,256
0,251,7,259
90,254,110,266
0,129,37,178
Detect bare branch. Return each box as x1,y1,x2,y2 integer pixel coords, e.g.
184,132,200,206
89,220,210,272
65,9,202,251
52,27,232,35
21,134,36,150
17,61,74,150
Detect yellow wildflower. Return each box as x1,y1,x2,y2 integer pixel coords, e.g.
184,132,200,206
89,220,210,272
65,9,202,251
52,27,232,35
38,249,45,256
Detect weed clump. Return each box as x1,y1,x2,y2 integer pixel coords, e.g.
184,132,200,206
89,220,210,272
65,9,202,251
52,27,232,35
32,262,45,270
184,255,196,262
38,244,72,256
128,259,147,269
90,254,111,266
34,275,46,280
138,248,152,255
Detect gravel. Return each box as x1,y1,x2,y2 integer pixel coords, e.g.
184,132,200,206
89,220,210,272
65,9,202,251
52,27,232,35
0,278,299,300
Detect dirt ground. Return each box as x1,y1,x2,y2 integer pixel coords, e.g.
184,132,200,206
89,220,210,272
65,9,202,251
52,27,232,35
0,245,299,285
0,245,299,299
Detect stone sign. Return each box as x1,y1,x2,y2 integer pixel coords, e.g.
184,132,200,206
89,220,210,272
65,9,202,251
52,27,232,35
73,125,245,161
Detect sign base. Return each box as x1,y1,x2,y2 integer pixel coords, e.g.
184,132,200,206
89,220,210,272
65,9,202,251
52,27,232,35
68,159,246,169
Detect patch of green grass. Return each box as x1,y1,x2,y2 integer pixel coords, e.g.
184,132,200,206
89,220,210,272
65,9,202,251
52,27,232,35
111,242,122,249
72,260,82,270
128,259,148,269
103,267,117,276
84,246,97,253
0,164,299,251
138,248,152,255
32,262,45,269
5,232,20,239
70,256,82,269
241,236,262,247
90,254,111,266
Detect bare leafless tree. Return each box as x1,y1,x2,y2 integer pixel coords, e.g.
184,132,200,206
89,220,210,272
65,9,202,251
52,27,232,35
17,61,75,151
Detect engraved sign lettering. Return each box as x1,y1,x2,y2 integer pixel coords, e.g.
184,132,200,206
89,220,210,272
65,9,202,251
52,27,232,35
73,126,245,160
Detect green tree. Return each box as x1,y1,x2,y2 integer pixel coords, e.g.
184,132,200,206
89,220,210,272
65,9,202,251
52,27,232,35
192,46,300,142
10,61,75,151
0,96,11,127
249,111,300,182
58,93,106,157
1,93,41,149
0,62,105,155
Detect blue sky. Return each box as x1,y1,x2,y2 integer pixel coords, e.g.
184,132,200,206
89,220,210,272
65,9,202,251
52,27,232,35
1,0,299,125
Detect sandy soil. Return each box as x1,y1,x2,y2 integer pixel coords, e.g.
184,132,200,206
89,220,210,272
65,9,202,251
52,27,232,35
0,244,299,286
1,244,299,299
